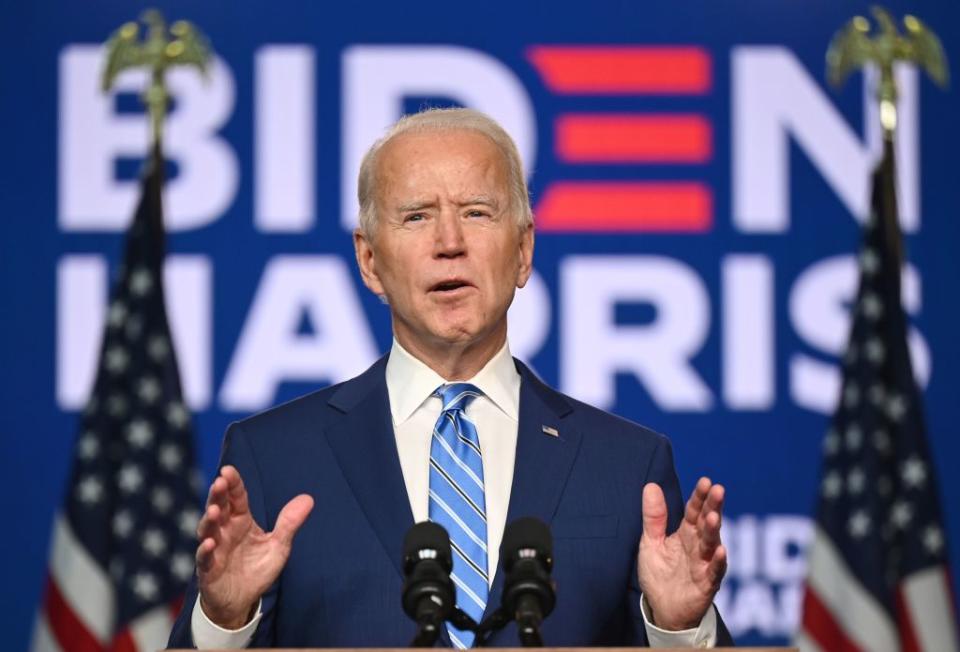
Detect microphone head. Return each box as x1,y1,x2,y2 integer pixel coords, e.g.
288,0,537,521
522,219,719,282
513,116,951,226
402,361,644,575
501,517,553,573
403,521,453,575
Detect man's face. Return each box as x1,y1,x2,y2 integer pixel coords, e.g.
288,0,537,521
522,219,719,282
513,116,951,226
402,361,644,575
354,129,534,358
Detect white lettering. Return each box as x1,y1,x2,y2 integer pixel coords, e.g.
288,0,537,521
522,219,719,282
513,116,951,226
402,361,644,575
219,255,378,411
560,256,712,411
732,47,918,232
255,46,316,232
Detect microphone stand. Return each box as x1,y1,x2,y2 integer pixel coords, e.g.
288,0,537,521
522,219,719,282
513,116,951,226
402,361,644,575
409,608,478,648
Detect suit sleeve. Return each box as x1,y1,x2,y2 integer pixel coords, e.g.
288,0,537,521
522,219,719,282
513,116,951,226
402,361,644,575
167,422,280,649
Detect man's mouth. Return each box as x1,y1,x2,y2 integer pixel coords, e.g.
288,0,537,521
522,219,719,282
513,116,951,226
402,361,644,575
429,279,472,293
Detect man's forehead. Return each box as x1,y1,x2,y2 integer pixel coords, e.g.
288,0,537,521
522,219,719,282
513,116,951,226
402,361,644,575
376,130,510,199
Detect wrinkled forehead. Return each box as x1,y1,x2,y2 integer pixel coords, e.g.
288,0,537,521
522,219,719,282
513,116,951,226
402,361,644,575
374,129,512,204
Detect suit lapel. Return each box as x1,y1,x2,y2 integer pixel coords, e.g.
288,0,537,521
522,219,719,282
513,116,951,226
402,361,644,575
324,355,415,581
483,360,581,625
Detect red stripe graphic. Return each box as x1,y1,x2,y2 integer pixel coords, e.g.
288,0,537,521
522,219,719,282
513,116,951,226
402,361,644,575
527,46,711,94
556,114,712,163
44,575,105,652
801,586,863,652
895,585,922,652
535,182,711,232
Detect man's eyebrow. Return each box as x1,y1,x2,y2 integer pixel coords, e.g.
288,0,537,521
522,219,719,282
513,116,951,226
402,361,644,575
397,200,437,212
459,195,500,208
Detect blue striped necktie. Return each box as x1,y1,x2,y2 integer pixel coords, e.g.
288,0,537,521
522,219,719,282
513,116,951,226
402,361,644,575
428,383,488,648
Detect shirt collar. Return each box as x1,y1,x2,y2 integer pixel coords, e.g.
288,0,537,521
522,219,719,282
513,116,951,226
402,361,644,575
386,338,521,426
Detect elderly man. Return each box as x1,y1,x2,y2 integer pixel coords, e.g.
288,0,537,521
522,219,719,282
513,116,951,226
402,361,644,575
167,108,732,648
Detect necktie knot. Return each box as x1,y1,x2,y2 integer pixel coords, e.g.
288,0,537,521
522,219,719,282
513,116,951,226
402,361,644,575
436,382,482,414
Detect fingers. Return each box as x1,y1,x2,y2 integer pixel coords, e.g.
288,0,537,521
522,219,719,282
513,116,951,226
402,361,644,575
641,483,668,542
683,476,712,527
196,535,217,573
220,465,252,517
708,543,728,588
273,494,315,547
690,480,725,560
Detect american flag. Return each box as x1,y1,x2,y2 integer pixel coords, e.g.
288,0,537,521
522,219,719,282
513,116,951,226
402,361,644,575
797,139,959,651
33,150,203,652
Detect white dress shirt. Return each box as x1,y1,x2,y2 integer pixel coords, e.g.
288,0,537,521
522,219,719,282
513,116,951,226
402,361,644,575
191,339,717,648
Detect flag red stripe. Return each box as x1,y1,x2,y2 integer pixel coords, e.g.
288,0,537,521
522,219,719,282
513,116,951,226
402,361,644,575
895,585,922,652
170,595,185,619
556,114,712,163
108,629,137,652
801,586,863,652
44,575,105,652
527,46,711,94
534,182,712,232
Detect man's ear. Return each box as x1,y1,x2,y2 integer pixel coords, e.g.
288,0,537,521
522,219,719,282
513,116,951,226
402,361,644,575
353,228,385,296
516,223,535,288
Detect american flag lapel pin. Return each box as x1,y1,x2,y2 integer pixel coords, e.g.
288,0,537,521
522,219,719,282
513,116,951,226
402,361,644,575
541,425,559,438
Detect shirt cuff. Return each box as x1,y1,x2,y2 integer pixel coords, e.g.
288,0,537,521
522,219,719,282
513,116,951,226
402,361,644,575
190,595,262,649
639,593,717,649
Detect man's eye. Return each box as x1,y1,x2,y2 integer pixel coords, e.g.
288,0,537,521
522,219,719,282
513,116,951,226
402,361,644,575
466,210,489,218
404,213,425,223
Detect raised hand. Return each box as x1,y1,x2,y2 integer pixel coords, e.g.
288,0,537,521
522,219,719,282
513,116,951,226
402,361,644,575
195,465,314,629
636,477,727,631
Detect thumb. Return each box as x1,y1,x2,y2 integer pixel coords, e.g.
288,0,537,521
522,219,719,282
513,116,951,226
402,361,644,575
272,494,315,547
642,483,668,542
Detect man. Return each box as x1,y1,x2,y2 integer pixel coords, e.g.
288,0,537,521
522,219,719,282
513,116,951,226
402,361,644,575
167,108,732,648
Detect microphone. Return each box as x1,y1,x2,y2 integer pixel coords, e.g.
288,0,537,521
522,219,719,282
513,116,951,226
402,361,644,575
500,517,556,647
402,522,456,646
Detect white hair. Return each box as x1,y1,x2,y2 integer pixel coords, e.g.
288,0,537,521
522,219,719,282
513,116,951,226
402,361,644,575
356,107,533,237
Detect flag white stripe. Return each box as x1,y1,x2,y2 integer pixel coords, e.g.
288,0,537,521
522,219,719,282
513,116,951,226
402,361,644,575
130,604,176,652
806,527,898,652
50,515,115,642
795,629,825,652
902,567,960,652
30,613,63,652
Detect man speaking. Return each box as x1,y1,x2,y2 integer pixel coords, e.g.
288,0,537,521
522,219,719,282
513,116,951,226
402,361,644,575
167,108,733,648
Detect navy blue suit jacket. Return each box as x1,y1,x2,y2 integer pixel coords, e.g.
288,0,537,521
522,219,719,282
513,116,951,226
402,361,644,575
168,355,733,647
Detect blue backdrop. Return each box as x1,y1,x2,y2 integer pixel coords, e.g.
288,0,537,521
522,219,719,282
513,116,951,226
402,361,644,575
2,0,958,649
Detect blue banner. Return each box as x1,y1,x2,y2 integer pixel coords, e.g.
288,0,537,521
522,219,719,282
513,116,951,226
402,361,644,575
3,0,958,648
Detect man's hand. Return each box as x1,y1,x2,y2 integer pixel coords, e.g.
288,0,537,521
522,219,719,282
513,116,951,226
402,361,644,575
195,465,314,629
637,477,727,631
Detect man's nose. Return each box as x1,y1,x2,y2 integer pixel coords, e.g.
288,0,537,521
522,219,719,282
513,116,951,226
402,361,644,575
434,212,466,257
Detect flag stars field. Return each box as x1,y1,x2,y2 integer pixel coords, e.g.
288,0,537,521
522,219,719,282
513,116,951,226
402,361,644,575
129,267,153,296
822,471,843,499
131,571,158,601
105,346,130,374
890,500,913,529
137,377,162,404
108,301,127,329
848,510,871,538
845,424,863,451
126,420,154,448
159,443,183,471
76,476,103,505
901,457,927,488
113,510,134,537
923,526,945,555
117,463,144,493
141,529,167,557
